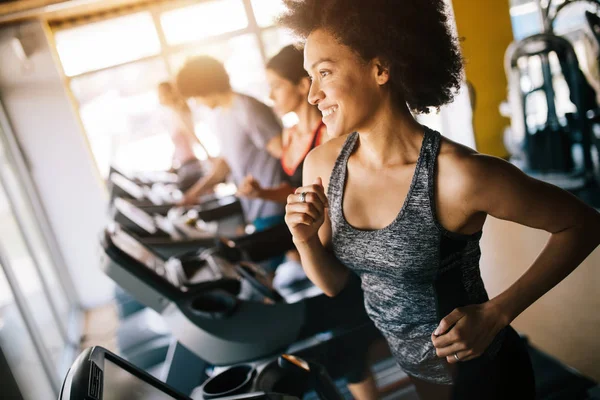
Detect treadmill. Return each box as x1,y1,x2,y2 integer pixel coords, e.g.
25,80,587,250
109,171,177,211
109,171,238,215
112,197,245,258
60,346,342,400
100,222,377,367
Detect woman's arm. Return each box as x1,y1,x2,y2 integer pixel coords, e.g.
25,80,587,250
433,154,600,363
469,157,600,325
236,175,295,203
285,146,350,297
253,183,296,203
292,208,351,297
179,157,230,205
266,135,283,159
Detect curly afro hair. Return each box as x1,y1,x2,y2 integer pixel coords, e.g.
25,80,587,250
277,0,464,114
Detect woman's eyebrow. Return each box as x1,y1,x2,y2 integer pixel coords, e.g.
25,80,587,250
310,58,336,69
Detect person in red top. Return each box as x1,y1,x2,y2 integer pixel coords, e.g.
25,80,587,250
237,46,381,400
237,45,328,201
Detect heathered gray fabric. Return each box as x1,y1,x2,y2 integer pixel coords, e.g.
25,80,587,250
211,94,286,222
328,127,506,384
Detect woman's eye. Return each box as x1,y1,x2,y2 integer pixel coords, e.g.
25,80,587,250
319,70,330,78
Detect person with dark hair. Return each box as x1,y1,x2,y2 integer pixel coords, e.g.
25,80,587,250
157,81,208,190
175,56,286,230
279,1,600,399
237,45,327,204
237,45,381,400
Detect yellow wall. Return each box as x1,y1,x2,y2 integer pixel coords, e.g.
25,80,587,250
452,0,514,157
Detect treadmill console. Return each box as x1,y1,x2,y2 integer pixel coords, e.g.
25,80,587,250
114,198,158,235
110,173,146,201
136,170,178,185
60,347,189,400
109,224,185,288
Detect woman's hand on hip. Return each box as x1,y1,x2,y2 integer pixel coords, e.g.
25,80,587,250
431,301,508,364
285,177,329,244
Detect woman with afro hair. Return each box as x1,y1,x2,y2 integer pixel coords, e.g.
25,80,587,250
279,0,600,399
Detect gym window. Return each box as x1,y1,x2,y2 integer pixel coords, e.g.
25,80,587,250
49,0,295,179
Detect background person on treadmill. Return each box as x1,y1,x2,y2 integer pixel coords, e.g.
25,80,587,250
175,56,287,230
157,81,208,191
237,45,328,202
237,45,381,400
279,0,600,399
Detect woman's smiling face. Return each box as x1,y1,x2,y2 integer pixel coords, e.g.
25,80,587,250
303,29,389,137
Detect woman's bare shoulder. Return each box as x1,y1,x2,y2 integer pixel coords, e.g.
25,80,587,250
437,135,511,184
436,136,487,192
436,135,524,214
303,134,349,187
437,136,478,164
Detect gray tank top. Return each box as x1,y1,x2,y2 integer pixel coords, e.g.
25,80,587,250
328,127,506,384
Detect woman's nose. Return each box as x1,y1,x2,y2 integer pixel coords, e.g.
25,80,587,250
307,80,323,106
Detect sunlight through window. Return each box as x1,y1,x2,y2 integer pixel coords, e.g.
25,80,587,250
161,0,248,46
54,13,160,76
251,0,286,28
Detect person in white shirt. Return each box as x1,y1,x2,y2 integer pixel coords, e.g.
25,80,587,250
157,81,208,190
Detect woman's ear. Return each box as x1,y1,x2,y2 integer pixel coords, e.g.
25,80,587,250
372,58,390,86
298,76,311,96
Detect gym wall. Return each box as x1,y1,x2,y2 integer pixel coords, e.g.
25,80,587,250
452,0,514,158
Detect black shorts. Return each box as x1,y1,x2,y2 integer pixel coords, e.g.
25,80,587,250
452,325,536,399
296,274,382,384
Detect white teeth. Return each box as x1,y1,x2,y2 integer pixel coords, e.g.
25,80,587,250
322,106,337,117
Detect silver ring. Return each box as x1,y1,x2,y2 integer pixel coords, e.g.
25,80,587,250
454,352,460,362
299,192,307,203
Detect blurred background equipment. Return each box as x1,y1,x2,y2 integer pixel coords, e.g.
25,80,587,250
502,0,600,205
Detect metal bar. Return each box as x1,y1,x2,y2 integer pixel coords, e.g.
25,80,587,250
0,242,60,395
242,0,267,64
536,0,552,33
150,8,173,77
0,151,69,340
162,339,209,395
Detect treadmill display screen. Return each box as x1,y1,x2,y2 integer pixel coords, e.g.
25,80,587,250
103,359,178,400
111,173,145,200
111,228,166,277
114,198,157,234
